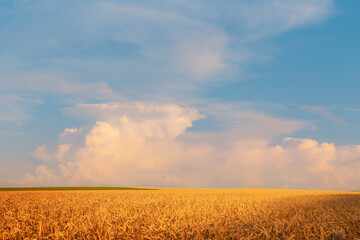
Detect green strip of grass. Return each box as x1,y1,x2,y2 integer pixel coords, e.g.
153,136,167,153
0,187,157,191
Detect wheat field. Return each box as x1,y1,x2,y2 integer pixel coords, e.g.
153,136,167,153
0,188,359,239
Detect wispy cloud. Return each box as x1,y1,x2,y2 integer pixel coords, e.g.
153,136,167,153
344,107,360,112
0,0,337,129
0,73,120,101
0,0,336,95
0,94,42,124
11,0,29,3
237,0,335,40
196,102,310,139
299,105,346,126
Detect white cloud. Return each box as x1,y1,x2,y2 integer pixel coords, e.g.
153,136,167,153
20,101,360,190
61,102,205,139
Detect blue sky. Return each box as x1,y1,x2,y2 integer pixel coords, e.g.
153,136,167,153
1,0,360,189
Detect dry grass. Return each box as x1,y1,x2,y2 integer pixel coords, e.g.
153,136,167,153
0,188,359,239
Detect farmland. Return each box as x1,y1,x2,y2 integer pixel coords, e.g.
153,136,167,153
0,187,155,192
0,188,359,239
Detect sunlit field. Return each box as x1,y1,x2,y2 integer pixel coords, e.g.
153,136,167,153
1,188,359,239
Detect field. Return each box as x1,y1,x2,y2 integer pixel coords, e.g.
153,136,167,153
0,187,155,192
0,188,359,239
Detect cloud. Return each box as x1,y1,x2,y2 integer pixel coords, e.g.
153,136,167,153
344,107,360,112
23,102,206,186
77,1,229,80
0,0,336,95
176,35,227,78
1,1,344,190
299,105,346,125
60,127,83,137
0,73,120,124
237,0,335,40
62,102,205,139
19,101,360,190
218,137,360,190
73,0,334,82
31,145,52,163
12,0,29,3
0,73,120,102
0,94,42,123
201,102,308,138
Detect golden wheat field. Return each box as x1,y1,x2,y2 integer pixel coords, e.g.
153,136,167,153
0,188,359,239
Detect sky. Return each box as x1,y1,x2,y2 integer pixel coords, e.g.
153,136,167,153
0,0,360,190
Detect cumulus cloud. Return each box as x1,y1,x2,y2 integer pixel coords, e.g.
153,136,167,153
31,145,52,163
61,102,204,139
20,101,360,190
0,1,345,190
60,127,83,137
23,102,205,186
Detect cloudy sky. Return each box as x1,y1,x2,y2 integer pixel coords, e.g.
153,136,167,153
1,0,359,190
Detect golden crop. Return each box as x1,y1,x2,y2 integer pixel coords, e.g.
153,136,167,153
0,188,359,239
